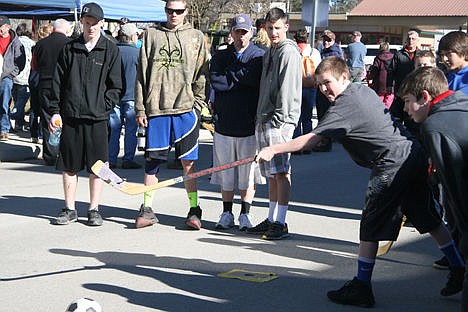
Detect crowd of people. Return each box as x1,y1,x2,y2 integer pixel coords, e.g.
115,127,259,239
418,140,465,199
1,1,467,310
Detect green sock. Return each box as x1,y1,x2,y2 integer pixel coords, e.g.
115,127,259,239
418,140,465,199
143,190,154,207
188,191,198,208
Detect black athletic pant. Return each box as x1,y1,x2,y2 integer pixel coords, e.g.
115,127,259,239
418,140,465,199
39,87,59,166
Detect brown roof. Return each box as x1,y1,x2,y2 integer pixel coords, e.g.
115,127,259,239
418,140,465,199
349,0,468,16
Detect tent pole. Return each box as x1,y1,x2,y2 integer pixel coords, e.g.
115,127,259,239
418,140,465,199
32,17,36,41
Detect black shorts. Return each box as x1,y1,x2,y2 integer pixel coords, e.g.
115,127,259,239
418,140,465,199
57,118,108,173
360,145,442,241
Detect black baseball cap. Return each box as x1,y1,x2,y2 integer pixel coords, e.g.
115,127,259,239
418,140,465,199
0,15,10,27
81,2,104,20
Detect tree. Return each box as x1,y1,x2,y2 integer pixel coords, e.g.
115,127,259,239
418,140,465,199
287,0,362,14
187,0,271,31
329,0,362,13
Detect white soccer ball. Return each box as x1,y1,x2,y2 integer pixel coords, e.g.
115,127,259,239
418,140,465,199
65,298,102,312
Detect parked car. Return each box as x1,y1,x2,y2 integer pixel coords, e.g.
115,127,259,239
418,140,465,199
363,44,403,67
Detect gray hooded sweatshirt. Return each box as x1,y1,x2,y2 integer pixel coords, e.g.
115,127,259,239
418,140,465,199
256,38,302,127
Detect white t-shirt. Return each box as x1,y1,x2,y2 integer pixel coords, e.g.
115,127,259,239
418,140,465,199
301,44,322,68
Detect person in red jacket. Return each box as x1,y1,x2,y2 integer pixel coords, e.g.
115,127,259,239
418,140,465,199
400,66,467,312
369,41,394,108
0,15,25,141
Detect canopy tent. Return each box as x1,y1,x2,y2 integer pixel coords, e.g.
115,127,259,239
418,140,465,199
90,0,167,22
0,1,77,18
0,0,167,22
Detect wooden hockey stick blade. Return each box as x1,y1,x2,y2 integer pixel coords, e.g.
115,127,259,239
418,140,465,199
92,157,255,195
376,215,407,256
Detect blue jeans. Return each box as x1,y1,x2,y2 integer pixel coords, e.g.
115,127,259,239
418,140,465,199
108,100,138,164
29,83,41,139
11,84,30,127
293,88,317,138
0,77,13,133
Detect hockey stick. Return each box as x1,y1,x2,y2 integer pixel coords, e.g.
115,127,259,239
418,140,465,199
376,215,407,256
91,157,255,195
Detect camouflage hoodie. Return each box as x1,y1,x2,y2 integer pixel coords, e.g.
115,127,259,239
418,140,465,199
135,22,209,117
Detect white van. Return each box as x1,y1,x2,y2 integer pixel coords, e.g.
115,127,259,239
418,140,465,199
363,44,403,67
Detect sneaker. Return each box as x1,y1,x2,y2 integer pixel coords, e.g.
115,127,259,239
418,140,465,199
262,221,289,240
440,266,465,296
135,204,158,229
245,218,271,235
0,132,8,141
327,277,375,308
55,208,78,225
215,211,234,229
238,213,253,231
122,160,142,169
87,210,103,226
186,206,202,230
433,256,450,270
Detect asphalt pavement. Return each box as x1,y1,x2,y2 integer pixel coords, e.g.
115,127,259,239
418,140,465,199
0,130,463,311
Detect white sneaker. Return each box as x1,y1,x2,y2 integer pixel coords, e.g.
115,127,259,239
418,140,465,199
215,211,234,229
238,213,253,231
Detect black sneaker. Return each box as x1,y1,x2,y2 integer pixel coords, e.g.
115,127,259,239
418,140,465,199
440,266,465,296
245,218,271,235
327,277,375,308
135,204,158,229
186,206,202,230
87,210,103,226
55,208,78,225
262,221,289,240
433,256,450,270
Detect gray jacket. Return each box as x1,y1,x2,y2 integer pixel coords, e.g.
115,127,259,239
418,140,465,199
1,29,25,80
256,39,301,127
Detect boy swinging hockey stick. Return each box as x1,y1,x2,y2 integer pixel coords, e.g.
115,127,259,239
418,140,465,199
255,57,464,308
91,157,255,195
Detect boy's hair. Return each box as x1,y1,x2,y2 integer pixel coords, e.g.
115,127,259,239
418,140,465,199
315,56,350,80
166,0,187,7
379,41,390,52
400,67,448,100
415,50,436,64
438,31,468,61
265,7,287,24
294,29,308,44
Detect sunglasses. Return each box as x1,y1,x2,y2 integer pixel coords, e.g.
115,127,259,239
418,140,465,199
165,7,186,15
